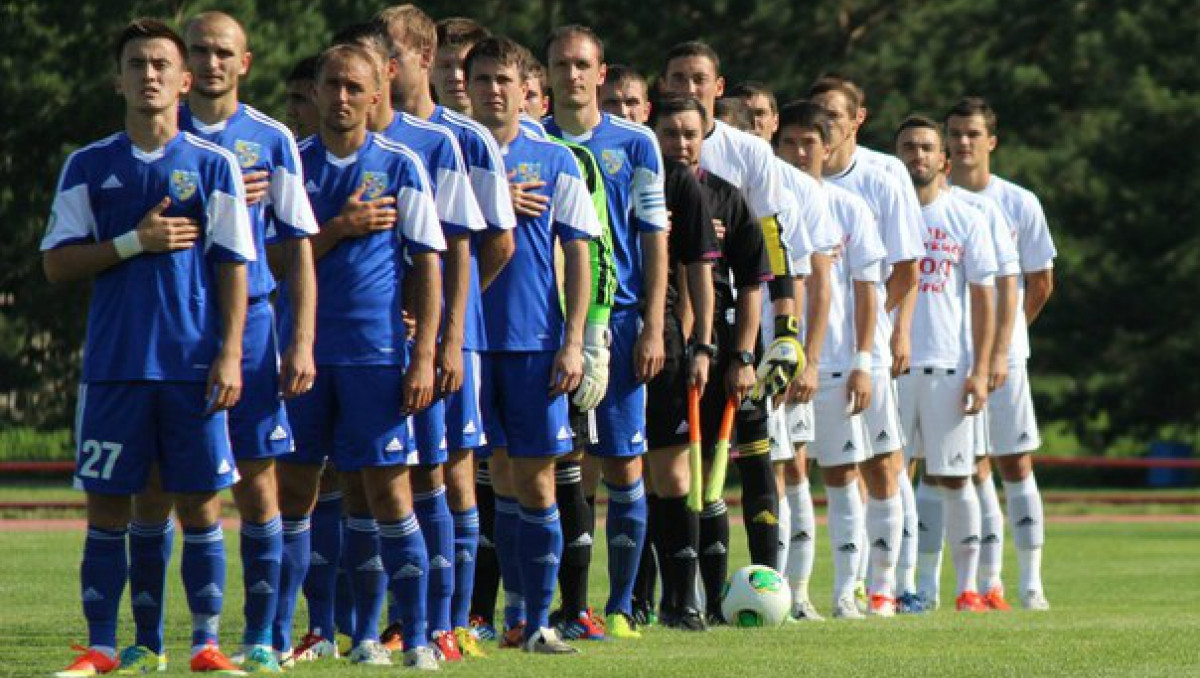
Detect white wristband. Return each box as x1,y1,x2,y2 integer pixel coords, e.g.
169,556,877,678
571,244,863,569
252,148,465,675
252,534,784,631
852,351,872,372
113,230,144,260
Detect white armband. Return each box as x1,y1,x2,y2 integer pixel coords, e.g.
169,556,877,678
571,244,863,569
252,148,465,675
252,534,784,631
113,230,144,259
852,351,872,373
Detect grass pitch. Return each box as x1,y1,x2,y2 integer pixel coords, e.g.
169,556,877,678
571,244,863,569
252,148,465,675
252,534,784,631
2,519,1198,677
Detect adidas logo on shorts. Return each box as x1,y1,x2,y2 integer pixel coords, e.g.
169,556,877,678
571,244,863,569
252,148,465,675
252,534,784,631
385,437,404,452
556,426,572,441
270,425,288,441
842,441,857,453
1018,432,1031,443
464,420,477,435
217,459,232,475
675,420,689,435
876,431,890,443
630,431,644,445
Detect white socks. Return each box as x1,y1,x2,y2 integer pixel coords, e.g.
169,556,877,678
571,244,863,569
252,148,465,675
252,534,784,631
1004,474,1046,595
915,480,944,601
785,480,815,603
976,477,1004,592
825,481,865,602
866,494,903,599
943,484,982,596
777,489,791,572
896,466,919,594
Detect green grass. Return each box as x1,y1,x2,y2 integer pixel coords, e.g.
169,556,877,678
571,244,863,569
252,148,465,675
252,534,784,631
0,427,72,461
2,520,1199,677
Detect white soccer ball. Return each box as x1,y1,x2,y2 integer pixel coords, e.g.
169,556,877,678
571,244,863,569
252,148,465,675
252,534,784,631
721,564,792,627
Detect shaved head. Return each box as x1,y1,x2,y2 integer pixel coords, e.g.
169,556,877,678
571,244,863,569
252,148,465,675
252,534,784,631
185,11,247,52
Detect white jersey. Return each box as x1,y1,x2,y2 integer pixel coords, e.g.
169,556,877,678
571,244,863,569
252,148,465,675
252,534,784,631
951,186,1019,275
953,174,1057,364
700,119,788,222
826,152,925,268
855,145,923,236
777,158,839,273
822,182,887,373
910,190,998,369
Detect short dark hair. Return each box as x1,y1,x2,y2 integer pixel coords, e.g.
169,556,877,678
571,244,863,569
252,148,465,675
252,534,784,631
664,41,720,75
807,76,861,116
315,43,382,88
945,96,998,135
714,97,751,132
649,94,708,128
287,55,319,83
524,55,547,88
114,18,187,66
605,64,647,92
437,17,491,51
544,24,605,63
330,22,390,64
777,99,832,146
729,81,777,114
894,114,944,146
464,36,527,80
814,72,866,108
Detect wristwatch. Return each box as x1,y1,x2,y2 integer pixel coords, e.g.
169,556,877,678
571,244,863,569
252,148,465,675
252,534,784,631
735,350,755,366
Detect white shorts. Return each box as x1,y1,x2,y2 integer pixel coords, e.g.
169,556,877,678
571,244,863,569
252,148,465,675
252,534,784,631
973,407,991,457
810,373,870,468
766,402,797,462
897,369,976,478
863,369,905,457
987,365,1041,455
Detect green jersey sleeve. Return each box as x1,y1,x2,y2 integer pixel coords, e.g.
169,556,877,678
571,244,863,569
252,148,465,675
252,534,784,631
550,135,616,326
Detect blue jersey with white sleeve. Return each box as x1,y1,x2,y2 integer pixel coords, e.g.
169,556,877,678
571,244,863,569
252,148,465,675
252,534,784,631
382,111,482,237
543,113,668,309
179,103,318,298
481,129,600,351
282,132,445,367
42,131,255,383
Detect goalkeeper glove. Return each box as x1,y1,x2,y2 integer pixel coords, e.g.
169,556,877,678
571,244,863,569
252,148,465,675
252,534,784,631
573,323,611,411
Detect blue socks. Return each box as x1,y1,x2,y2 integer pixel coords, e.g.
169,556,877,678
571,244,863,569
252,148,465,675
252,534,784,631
413,486,455,634
604,479,648,616
345,516,385,645
379,514,429,649
240,516,283,648
128,519,172,653
181,523,225,649
82,525,128,651
451,507,480,629
304,492,343,639
273,516,310,652
494,495,525,629
335,522,356,640
518,504,563,638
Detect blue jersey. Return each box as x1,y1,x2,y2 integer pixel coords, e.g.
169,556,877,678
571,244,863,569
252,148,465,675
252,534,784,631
42,132,255,383
179,103,318,297
544,113,668,308
520,114,549,139
381,111,481,236
427,105,518,351
482,129,600,351
282,132,444,367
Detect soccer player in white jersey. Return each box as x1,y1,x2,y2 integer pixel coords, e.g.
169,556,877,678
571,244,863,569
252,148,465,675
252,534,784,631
808,77,925,612
894,114,998,613
947,97,1056,610
776,100,888,619
375,5,522,656
662,41,805,590
599,65,653,125
543,25,670,639
45,19,254,677
467,35,600,653
730,84,839,584
109,13,319,674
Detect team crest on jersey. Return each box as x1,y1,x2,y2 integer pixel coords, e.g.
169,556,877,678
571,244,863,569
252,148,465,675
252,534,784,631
170,170,199,202
233,140,262,169
601,149,627,176
514,162,542,184
360,171,388,200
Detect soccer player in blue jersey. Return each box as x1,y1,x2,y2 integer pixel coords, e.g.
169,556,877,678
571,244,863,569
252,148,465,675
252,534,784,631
374,6,520,657
272,43,446,670
284,56,319,139
326,21,485,663
466,35,600,654
431,18,491,117
543,25,670,640
45,19,255,677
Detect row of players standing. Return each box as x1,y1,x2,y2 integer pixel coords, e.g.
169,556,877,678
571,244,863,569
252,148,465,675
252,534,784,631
44,7,1055,676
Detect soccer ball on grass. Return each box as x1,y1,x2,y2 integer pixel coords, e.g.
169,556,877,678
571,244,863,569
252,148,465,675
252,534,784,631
721,565,792,628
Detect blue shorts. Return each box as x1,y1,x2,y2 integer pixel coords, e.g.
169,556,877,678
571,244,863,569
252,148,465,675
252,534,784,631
228,298,292,461
283,365,416,472
444,350,486,452
74,381,238,495
590,307,647,458
411,398,448,466
480,352,572,459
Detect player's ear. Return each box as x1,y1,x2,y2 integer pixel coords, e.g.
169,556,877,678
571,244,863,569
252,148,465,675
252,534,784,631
714,75,725,99
987,134,998,152
856,106,867,127
418,44,434,70
180,69,193,95
644,100,652,121
597,62,607,86
240,50,253,77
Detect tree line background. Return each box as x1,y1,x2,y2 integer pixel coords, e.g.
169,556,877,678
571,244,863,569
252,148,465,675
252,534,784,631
2,0,1197,454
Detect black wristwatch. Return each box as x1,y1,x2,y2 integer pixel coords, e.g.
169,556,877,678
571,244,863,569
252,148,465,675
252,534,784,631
690,341,718,359
735,350,755,366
